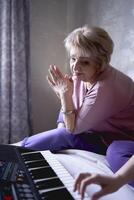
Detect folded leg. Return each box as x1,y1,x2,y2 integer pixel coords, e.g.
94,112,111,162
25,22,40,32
106,140,134,187
17,128,107,154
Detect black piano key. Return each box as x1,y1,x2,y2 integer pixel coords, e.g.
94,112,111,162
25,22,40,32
41,188,74,200
17,149,74,199
30,167,57,179
36,177,64,190
22,152,44,161
18,147,36,154
25,160,49,168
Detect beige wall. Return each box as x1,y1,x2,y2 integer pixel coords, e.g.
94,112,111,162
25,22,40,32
30,0,67,133
30,0,134,134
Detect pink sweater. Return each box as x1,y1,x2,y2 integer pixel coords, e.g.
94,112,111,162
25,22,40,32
58,66,134,145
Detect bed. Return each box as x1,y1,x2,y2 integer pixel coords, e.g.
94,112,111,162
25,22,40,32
52,149,134,200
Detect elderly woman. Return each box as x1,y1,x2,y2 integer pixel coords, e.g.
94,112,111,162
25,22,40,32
17,26,134,186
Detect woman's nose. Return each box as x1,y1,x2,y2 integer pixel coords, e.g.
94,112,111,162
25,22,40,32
73,60,80,71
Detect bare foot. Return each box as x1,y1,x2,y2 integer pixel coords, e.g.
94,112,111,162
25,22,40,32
10,142,22,146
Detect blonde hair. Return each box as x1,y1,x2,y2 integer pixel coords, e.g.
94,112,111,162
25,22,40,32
64,25,114,66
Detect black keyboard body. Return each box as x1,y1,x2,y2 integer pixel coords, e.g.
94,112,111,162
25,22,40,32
0,144,74,200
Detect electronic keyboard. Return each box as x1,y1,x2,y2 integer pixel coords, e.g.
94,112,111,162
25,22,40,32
0,144,89,200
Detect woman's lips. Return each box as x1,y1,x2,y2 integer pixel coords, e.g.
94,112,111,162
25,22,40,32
72,73,83,80
73,72,83,76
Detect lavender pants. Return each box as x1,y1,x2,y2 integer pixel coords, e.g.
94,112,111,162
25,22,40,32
21,128,134,187
106,140,134,187
21,128,107,153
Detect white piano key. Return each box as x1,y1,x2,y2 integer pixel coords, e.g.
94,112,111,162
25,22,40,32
41,150,89,200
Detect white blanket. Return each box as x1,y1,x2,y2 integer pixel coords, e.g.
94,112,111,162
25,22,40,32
54,149,134,200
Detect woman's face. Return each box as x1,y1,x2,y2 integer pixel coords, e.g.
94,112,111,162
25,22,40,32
69,49,99,83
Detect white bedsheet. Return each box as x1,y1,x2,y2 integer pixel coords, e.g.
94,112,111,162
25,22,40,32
54,149,134,200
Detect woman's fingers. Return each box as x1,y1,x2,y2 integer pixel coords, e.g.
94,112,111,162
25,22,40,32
80,178,90,199
49,65,58,83
92,187,110,200
48,65,72,85
46,75,55,87
49,65,64,81
64,74,73,81
54,65,64,79
79,174,100,199
74,173,119,200
74,173,91,193
47,65,73,96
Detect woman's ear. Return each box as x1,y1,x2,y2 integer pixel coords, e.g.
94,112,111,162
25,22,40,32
96,64,102,74
98,62,106,73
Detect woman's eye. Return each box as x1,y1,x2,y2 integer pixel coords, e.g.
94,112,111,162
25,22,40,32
70,58,76,62
82,61,90,65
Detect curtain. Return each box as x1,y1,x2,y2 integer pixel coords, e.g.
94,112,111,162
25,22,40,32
0,0,32,144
